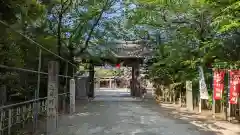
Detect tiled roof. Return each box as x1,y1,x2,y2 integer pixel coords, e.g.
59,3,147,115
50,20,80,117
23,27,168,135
74,40,154,62
110,40,153,58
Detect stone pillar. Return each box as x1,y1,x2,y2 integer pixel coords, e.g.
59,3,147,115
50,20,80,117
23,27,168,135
47,61,59,134
70,79,75,114
97,80,100,88
186,81,194,111
109,79,112,88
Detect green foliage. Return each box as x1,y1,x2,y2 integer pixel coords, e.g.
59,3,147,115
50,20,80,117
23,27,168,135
0,0,123,101
0,0,239,104
128,0,240,98
210,0,240,32
95,68,123,77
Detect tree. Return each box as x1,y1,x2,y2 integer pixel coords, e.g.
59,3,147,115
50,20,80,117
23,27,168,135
0,0,122,101
126,0,239,106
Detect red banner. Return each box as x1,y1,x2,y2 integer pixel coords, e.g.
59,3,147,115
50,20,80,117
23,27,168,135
213,70,225,100
229,70,240,104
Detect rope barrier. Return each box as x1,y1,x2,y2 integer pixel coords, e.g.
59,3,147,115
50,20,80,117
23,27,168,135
0,20,77,68
0,64,48,75
0,93,69,110
0,64,73,78
0,97,47,110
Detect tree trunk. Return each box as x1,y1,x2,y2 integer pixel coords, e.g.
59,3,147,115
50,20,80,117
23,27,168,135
169,91,172,103
88,61,94,97
173,91,176,104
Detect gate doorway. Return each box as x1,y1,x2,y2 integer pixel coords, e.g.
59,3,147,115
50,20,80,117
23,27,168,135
100,80,109,88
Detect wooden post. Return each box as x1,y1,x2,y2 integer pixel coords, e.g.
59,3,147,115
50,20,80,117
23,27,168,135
186,81,194,111
131,67,134,96
47,61,59,134
0,111,5,135
63,63,68,113
16,107,20,124
33,49,42,131
70,79,75,114
28,104,32,123
88,62,94,97
0,86,6,106
226,71,231,121
212,90,216,118
131,63,140,97
212,69,216,118
133,66,136,97
136,64,140,97
8,109,11,135
22,105,26,128
0,87,6,135
227,94,231,121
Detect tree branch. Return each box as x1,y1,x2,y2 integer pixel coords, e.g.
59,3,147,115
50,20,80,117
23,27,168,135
78,0,113,54
62,0,72,14
139,4,190,24
57,0,72,56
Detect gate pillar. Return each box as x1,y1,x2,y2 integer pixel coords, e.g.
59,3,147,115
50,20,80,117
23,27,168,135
131,62,140,97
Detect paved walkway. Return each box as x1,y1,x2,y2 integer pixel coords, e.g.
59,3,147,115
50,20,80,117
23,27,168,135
51,89,224,135
159,103,240,135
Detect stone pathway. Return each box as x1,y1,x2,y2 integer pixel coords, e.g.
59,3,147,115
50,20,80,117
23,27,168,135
51,89,222,135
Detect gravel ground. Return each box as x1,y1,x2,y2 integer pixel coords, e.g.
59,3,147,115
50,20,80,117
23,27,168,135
50,89,220,135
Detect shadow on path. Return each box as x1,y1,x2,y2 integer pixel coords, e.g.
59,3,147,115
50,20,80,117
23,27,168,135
141,101,239,135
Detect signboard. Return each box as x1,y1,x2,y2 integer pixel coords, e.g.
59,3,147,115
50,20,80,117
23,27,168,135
47,82,57,115
47,82,58,133
229,70,240,104
198,66,209,99
213,70,225,100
